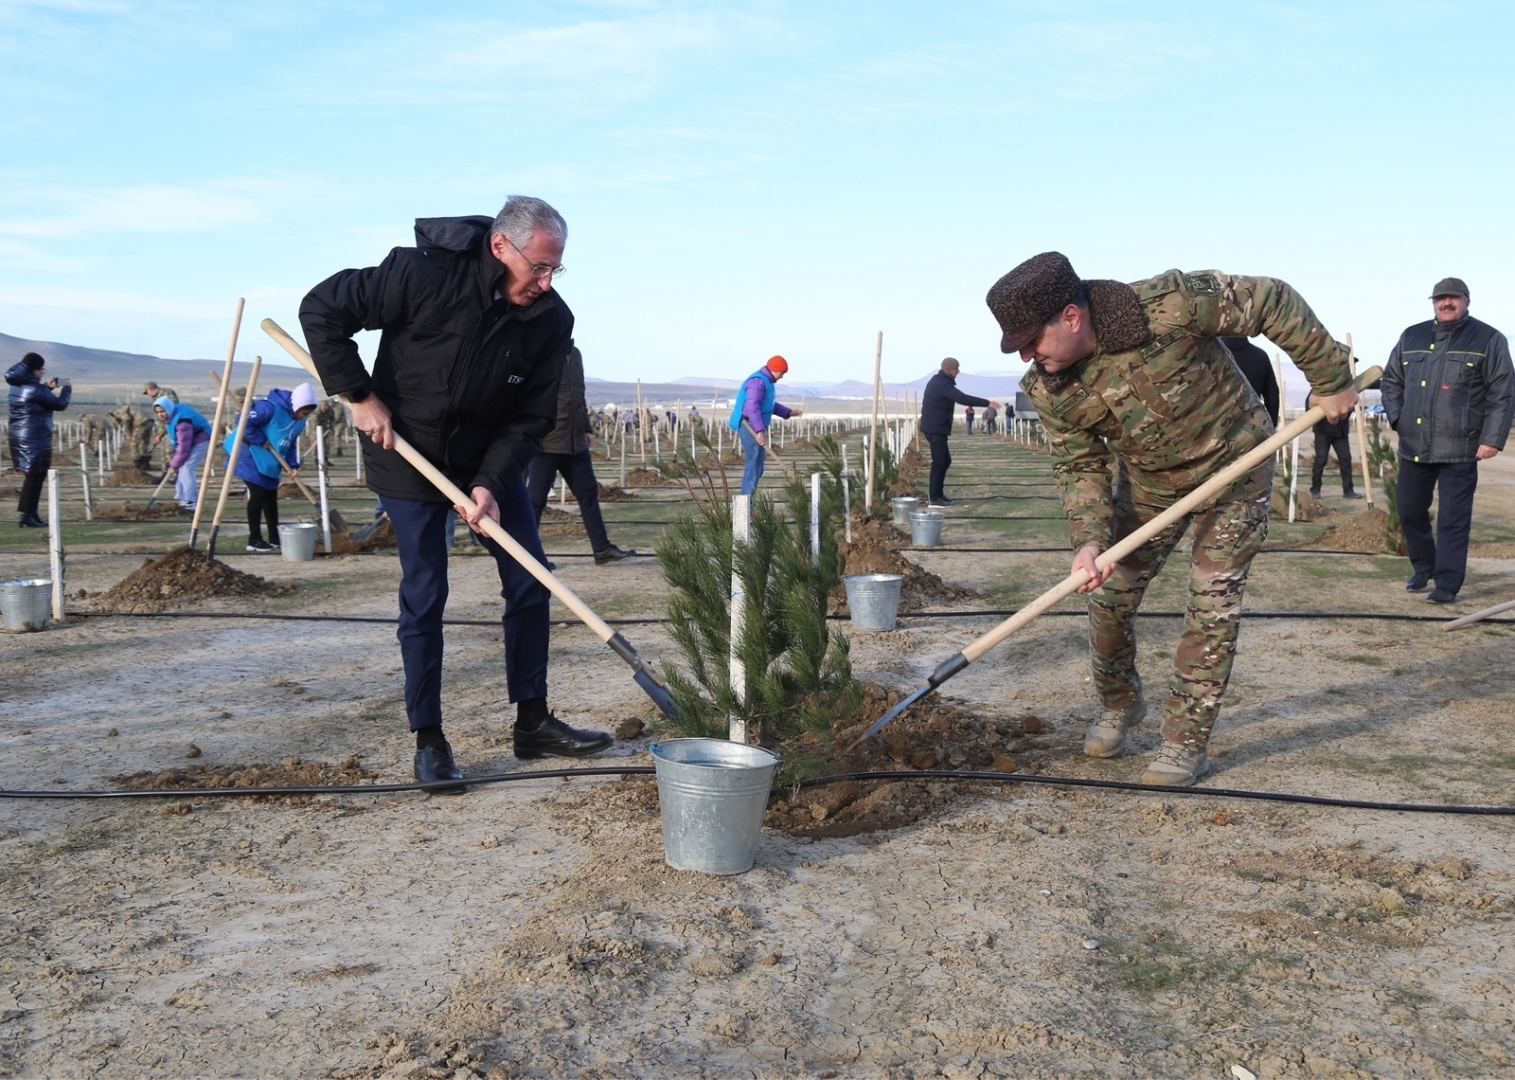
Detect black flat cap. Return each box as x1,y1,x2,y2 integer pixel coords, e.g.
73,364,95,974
1429,277,1469,300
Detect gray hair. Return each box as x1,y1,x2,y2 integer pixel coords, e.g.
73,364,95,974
491,195,567,248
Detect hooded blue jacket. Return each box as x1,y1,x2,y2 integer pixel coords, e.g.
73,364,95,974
6,361,72,472
226,389,306,490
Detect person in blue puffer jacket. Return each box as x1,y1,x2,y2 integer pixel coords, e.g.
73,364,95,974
225,383,319,552
6,352,72,528
728,354,803,495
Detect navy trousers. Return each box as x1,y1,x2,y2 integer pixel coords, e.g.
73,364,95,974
386,483,549,733
525,449,612,553
1397,459,1479,596
926,433,951,502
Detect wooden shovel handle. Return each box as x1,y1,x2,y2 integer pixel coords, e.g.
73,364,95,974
960,367,1382,664
262,443,318,506
260,318,618,646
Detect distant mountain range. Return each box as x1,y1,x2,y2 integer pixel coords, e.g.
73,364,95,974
3,329,1025,407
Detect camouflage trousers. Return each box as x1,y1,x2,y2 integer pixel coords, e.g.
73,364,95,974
1088,459,1273,748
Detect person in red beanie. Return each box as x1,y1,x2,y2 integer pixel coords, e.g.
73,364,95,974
728,355,803,494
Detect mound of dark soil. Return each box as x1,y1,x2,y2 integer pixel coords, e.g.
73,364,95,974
93,501,185,521
598,483,634,502
329,518,396,553
1299,506,1404,554
766,683,1042,838
106,465,160,486
109,755,379,805
86,547,290,613
834,515,975,611
621,467,667,488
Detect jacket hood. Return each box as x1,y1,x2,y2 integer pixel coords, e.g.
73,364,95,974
268,387,295,413
6,361,38,386
414,215,492,253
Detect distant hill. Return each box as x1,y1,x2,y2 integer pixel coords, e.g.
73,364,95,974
2,330,1022,412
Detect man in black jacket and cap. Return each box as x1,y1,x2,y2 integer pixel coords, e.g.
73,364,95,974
918,357,1002,506
1382,276,1514,604
526,345,634,564
300,195,614,791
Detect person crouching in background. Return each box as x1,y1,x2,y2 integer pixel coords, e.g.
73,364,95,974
227,383,319,552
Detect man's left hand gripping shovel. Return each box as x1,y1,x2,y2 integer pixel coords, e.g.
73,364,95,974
262,318,679,722
848,365,1383,751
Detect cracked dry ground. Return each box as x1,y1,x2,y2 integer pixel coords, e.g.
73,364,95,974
2,442,1514,1076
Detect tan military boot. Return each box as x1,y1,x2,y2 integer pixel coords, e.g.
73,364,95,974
1140,741,1210,787
1083,693,1146,758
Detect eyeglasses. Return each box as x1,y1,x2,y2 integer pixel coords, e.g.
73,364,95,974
504,236,566,281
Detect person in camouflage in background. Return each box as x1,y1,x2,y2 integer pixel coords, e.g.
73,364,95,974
986,252,1359,786
107,402,157,470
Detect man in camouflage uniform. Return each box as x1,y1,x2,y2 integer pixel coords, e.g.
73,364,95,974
108,403,157,470
142,381,179,404
986,252,1359,785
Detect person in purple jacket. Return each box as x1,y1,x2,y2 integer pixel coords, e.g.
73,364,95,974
728,355,803,495
153,396,213,511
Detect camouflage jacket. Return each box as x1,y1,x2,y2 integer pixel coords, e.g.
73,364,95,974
1023,270,1353,551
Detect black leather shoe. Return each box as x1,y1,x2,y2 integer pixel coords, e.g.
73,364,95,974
1405,573,1430,593
1427,588,1459,605
928,497,954,507
593,544,636,565
413,742,466,793
19,514,46,529
514,714,614,760
1343,490,1364,500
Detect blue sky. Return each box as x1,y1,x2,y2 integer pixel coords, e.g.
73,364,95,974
2,0,1512,396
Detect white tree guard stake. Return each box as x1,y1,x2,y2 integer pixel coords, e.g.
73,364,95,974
635,378,647,464
810,472,822,566
841,444,852,544
80,464,92,522
653,422,660,462
316,425,333,554
47,469,64,623
619,432,627,487
262,318,679,719
97,437,106,481
729,494,751,744
354,430,363,483
190,300,243,549
207,355,264,559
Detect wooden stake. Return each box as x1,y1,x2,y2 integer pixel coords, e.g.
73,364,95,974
191,298,243,548
1347,333,1375,507
636,378,646,464
208,355,263,559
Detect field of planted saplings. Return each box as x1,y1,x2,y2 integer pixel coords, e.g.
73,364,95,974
3,407,1514,1077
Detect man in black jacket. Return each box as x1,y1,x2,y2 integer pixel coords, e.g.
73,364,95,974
526,345,634,564
1304,389,1359,499
918,357,1002,505
1382,276,1514,604
300,196,613,790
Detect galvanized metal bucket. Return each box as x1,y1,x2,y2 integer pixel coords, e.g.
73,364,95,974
278,523,319,562
0,578,52,633
890,496,919,528
844,573,904,631
909,509,945,547
650,738,780,875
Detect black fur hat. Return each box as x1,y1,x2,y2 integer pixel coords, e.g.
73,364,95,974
986,252,1083,353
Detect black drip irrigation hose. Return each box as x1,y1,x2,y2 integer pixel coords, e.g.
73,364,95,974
3,765,1510,816
54,607,1513,628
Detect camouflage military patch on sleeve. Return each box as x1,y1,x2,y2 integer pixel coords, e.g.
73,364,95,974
1138,327,1187,360
1183,272,1221,296
1041,384,1093,419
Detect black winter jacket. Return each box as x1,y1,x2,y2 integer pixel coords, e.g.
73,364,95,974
919,371,990,436
298,216,572,502
6,361,72,472
1382,315,1513,464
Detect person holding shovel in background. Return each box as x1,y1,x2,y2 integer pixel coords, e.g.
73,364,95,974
986,252,1359,786
730,354,803,495
154,395,213,512
226,382,319,552
299,195,614,791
